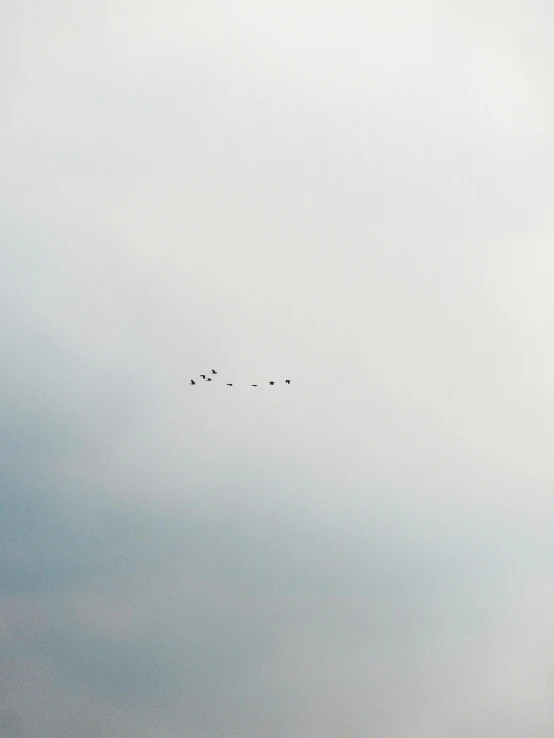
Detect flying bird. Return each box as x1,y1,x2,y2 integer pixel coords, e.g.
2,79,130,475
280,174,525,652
211,369,217,374
190,379,196,385
227,383,233,386
269,381,275,385
285,380,291,384
207,377,213,382
251,384,257,387
200,374,206,379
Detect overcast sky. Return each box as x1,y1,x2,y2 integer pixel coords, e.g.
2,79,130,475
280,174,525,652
2,1,554,736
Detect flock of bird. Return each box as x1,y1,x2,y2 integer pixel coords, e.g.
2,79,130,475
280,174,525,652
190,370,291,387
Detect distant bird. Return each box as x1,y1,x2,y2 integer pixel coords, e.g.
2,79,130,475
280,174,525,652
190,379,196,385
285,379,291,384
251,384,257,387
200,374,206,379
207,377,213,382
227,383,233,386
269,381,275,385
211,369,217,374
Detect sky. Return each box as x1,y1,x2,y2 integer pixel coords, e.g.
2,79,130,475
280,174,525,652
2,0,554,735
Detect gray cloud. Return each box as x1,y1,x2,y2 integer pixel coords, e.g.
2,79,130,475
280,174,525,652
2,0,554,735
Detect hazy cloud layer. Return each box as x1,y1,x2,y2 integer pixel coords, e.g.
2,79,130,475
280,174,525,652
2,0,554,735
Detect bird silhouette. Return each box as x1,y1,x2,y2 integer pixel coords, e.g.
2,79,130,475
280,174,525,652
211,369,217,374
227,383,233,386
285,379,291,384
190,379,196,385
251,384,257,387
269,381,275,385
200,374,206,379
207,377,213,382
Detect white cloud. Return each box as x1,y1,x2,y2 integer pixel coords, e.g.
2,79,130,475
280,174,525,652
2,0,554,734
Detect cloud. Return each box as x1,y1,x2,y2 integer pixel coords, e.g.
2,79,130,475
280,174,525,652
2,0,554,734
2,503,554,736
